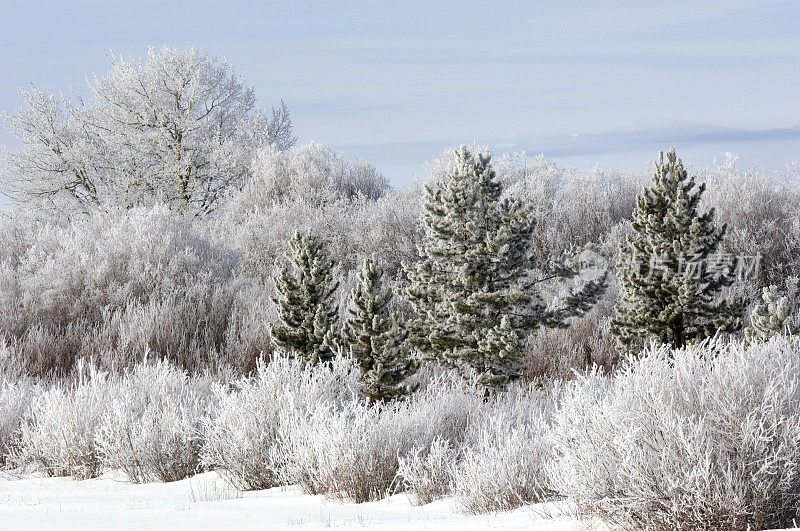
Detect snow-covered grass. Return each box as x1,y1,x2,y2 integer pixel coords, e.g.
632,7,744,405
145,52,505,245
0,471,591,530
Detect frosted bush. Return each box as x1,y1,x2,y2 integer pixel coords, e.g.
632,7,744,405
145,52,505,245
96,359,214,483
15,362,112,479
551,338,800,530
221,193,419,284
0,377,38,466
221,284,275,373
524,296,619,380
279,400,440,502
395,379,559,510
451,418,552,513
444,382,559,513
0,205,240,375
201,354,361,491
14,205,234,325
396,437,455,505
551,167,642,254
396,372,486,454
85,285,240,371
702,154,800,286
0,321,89,378
278,370,480,503
201,377,284,490
236,142,390,209
280,401,400,501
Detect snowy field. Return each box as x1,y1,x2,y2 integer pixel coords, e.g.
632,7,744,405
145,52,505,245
0,471,596,531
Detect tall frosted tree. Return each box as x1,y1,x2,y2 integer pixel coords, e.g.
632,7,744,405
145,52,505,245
611,149,746,351
2,45,295,214
403,146,606,391
343,256,418,402
269,230,339,364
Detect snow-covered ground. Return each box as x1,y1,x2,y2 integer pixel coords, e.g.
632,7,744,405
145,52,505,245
0,471,596,530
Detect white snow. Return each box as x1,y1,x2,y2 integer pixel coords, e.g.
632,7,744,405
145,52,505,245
0,471,596,530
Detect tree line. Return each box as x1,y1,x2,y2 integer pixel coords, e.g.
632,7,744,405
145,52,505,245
268,145,790,398
2,45,796,391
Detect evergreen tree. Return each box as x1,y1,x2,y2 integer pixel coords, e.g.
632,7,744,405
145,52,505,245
403,146,606,392
745,285,793,344
611,149,746,351
269,230,340,364
343,256,418,402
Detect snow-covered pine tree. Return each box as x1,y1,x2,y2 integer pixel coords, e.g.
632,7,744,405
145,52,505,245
610,148,746,351
403,146,606,392
269,230,340,364
343,256,418,402
745,285,794,344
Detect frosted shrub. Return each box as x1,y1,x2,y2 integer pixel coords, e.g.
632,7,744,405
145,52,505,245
550,167,642,254
524,299,619,381
14,205,234,325
280,370,481,503
551,338,800,530
1,322,88,378
395,379,559,510
444,383,559,514
396,437,455,505
451,418,552,513
702,154,800,286
96,359,214,483
221,193,419,283
239,142,390,208
85,285,239,371
396,372,484,452
221,285,274,373
201,354,360,491
0,377,38,466
201,377,284,490
281,400,448,502
0,205,239,375
280,401,399,502
15,362,111,479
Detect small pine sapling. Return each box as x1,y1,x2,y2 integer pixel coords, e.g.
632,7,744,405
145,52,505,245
343,256,418,402
269,230,340,364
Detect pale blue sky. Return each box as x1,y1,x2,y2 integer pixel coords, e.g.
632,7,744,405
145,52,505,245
1,0,799,187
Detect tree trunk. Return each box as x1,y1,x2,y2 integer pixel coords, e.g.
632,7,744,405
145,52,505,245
673,314,685,349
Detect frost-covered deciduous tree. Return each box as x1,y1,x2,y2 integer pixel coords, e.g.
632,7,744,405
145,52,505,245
702,153,800,286
611,149,746,351
2,45,295,214
343,256,418,402
240,142,390,208
403,146,606,392
269,230,340,364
